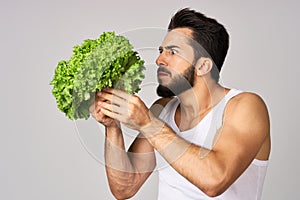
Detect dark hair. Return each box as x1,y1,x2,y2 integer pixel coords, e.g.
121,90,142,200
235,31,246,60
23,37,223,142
168,8,229,82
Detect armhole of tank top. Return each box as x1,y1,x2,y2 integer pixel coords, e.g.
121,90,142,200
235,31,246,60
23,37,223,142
221,89,244,123
252,159,269,167
211,89,244,148
221,90,269,168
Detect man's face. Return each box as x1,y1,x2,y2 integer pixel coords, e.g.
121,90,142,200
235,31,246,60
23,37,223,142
156,65,195,98
156,28,196,98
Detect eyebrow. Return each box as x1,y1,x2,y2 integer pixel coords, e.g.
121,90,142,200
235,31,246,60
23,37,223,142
159,45,181,50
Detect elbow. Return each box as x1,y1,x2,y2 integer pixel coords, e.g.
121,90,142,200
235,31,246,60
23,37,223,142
202,185,226,197
110,187,137,200
200,175,229,197
112,193,133,200
109,178,140,200
203,188,224,198
107,172,141,199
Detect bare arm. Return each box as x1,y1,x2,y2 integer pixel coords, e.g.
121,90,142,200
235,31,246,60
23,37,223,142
91,93,170,199
104,125,155,199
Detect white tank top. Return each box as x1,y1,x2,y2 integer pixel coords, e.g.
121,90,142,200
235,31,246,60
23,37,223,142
155,89,268,200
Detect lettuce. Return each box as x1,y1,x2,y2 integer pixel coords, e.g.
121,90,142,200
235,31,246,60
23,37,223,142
50,32,145,120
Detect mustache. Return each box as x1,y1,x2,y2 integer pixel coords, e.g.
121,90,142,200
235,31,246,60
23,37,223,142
157,66,171,75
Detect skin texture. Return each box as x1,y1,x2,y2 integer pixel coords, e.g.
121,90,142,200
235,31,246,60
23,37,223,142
89,28,271,199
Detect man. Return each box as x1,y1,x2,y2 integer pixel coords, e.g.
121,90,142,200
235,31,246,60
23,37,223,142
90,8,271,200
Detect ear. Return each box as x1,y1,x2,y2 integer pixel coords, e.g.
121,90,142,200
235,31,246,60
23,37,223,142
195,57,213,76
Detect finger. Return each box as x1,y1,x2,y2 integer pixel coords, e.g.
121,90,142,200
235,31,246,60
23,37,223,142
100,91,128,107
100,106,122,122
96,92,107,102
99,101,121,114
103,88,131,101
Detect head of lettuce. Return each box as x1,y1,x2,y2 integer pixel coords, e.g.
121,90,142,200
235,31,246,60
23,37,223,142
50,32,145,120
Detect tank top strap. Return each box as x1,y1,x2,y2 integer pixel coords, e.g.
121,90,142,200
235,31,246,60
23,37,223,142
217,88,244,128
158,97,180,121
201,89,244,150
224,88,244,103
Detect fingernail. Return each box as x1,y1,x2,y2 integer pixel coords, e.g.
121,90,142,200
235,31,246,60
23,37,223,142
97,92,102,96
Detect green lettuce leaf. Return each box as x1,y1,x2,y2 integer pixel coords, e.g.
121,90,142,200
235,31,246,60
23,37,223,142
50,32,145,120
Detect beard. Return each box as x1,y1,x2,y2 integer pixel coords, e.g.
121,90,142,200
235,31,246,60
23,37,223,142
156,65,195,98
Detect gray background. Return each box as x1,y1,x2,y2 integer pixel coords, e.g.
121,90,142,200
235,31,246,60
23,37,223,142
1,0,299,199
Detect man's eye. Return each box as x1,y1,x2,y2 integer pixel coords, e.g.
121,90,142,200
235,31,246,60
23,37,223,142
170,49,178,55
158,47,178,55
158,47,163,54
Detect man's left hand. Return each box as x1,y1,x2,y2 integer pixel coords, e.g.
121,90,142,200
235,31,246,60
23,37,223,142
97,88,152,131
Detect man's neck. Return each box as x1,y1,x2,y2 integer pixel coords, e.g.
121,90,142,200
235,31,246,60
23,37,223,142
177,81,228,119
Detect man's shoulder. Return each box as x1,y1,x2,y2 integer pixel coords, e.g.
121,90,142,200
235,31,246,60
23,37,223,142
150,97,174,117
224,91,269,128
228,91,267,110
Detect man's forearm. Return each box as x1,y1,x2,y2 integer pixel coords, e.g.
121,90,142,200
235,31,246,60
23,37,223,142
104,125,139,198
140,118,190,164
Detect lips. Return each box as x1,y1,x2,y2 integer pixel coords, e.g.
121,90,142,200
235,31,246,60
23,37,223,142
157,67,171,78
158,71,170,77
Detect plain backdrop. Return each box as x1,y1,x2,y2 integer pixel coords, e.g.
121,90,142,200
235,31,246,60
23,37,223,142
1,0,299,199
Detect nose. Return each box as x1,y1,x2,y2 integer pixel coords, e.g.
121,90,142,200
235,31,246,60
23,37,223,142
155,50,168,67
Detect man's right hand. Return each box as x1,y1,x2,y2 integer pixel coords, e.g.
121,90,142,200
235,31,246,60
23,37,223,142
89,91,120,128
